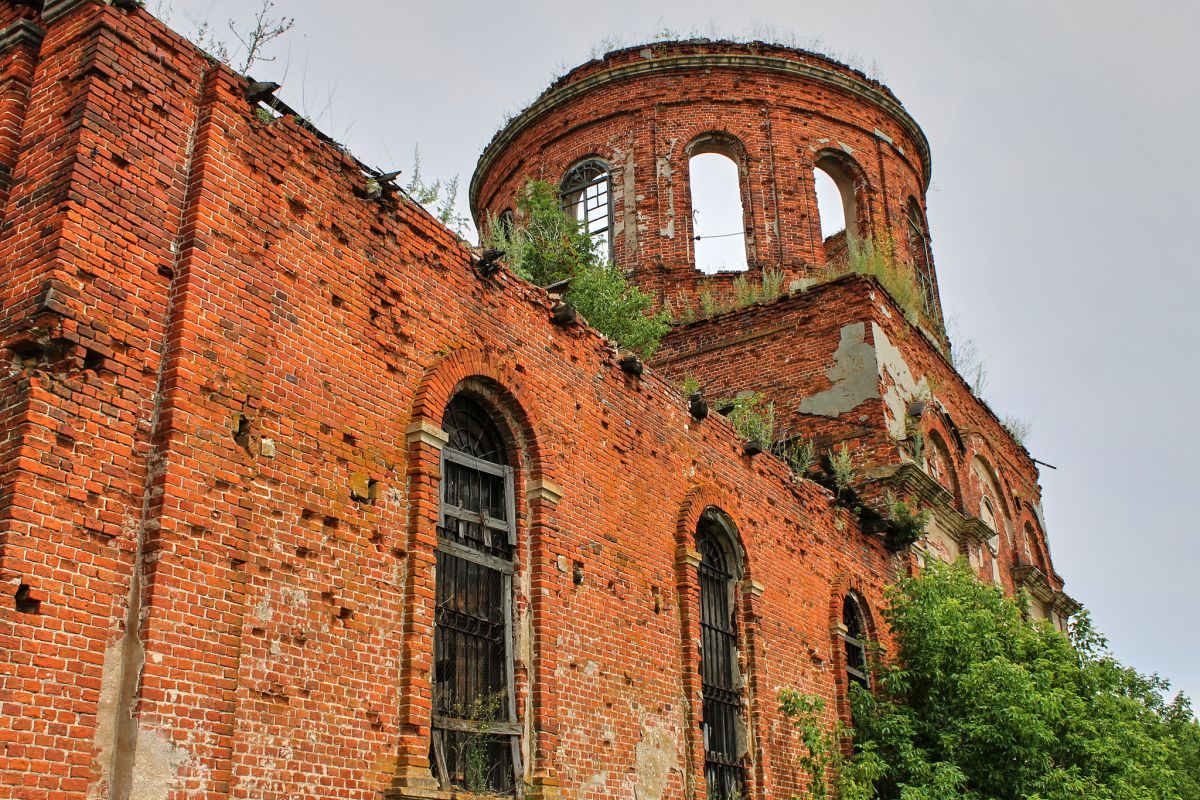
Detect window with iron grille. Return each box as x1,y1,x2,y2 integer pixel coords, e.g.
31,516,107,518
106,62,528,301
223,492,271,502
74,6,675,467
905,199,939,318
560,160,612,262
842,594,870,690
697,514,745,800
431,395,521,795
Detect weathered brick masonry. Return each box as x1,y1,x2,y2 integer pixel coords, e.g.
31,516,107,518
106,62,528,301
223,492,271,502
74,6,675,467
0,4,1074,800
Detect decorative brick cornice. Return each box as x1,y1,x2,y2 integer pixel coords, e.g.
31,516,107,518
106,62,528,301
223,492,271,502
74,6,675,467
41,0,100,25
471,49,933,208
526,478,563,505
0,19,45,52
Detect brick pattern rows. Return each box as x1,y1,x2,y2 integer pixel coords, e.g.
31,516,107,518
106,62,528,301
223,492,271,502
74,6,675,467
0,4,1063,800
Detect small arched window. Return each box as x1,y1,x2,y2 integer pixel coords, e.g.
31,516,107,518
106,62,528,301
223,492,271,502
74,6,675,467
841,594,870,690
495,208,515,238
689,137,749,273
696,511,745,800
560,160,612,262
905,198,938,316
432,395,521,794
813,154,861,244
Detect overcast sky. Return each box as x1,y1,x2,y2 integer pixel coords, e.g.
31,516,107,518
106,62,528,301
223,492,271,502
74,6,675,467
157,0,1200,703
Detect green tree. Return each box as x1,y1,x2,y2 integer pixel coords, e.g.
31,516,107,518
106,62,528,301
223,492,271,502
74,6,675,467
837,559,1200,800
485,180,670,358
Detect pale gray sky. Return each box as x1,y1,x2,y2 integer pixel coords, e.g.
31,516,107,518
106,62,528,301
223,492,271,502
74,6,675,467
159,0,1200,702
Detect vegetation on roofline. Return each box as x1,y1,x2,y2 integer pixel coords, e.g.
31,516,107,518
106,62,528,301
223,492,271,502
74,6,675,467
783,559,1200,800
483,180,670,359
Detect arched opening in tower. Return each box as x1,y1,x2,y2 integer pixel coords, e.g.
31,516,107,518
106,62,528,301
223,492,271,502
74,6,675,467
689,152,748,274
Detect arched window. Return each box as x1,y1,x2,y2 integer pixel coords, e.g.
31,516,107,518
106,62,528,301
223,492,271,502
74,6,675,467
696,511,745,800
905,198,938,316
813,154,861,243
495,208,515,238
841,594,870,690
560,160,612,262
432,395,521,794
923,432,959,503
689,137,749,273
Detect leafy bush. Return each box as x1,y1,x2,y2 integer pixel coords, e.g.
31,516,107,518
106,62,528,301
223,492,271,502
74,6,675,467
837,559,1200,800
485,180,670,358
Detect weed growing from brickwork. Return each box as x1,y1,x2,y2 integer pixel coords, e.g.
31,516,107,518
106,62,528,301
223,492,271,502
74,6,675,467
484,180,670,358
1000,414,1032,447
721,393,776,447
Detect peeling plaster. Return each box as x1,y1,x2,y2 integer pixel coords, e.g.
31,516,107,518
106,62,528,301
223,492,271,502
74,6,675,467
798,322,879,417
657,137,677,239
634,725,675,800
126,726,190,800
872,322,928,440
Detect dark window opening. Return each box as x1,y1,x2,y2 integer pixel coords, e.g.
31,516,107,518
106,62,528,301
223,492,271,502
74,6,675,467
496,208,515,238
560,161,612,262
905,199,938,317
697,515,745,800
842,594,869,690
431,395,521,795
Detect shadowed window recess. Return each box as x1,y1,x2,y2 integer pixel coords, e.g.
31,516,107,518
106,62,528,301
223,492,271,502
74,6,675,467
431,395,521,795
841,594,870,691
905,198,939,317
697,511,746,800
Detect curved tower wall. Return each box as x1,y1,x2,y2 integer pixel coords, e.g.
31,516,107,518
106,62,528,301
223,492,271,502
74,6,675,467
471,40,942,327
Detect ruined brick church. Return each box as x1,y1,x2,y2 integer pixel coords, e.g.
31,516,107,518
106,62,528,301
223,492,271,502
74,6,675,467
0,2,1079,799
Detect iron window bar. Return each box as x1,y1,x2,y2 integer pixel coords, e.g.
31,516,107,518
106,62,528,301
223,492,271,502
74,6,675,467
431,396,522,795
697,524,746,800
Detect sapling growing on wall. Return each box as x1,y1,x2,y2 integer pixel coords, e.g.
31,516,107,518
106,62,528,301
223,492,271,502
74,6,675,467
484,180,670,358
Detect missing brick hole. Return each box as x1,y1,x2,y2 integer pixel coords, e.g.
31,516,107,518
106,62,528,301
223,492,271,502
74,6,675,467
342,432,356,445
351,478,379,504
83,348,105,372
337,606,353,621
331,294,345,308
232,412,252,451
14,584,40,614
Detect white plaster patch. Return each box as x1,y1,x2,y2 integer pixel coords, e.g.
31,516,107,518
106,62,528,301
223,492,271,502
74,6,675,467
127,726,190,800
871,322,928,440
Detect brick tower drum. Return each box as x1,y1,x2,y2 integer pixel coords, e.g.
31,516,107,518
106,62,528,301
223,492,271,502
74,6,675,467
470,40,944,330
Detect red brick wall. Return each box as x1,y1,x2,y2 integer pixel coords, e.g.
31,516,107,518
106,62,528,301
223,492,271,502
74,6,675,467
470,40,944,330
0,5,923,800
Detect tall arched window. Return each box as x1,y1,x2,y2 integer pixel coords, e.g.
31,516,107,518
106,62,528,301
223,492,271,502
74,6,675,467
696,511,745,800
432,395,521,794
560,160,612,262
905,198,938,316
689,137,749,273
841,594,870,690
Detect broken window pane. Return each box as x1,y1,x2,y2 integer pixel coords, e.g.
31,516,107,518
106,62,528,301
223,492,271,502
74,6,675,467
842,594,870,689
561,161,612,262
